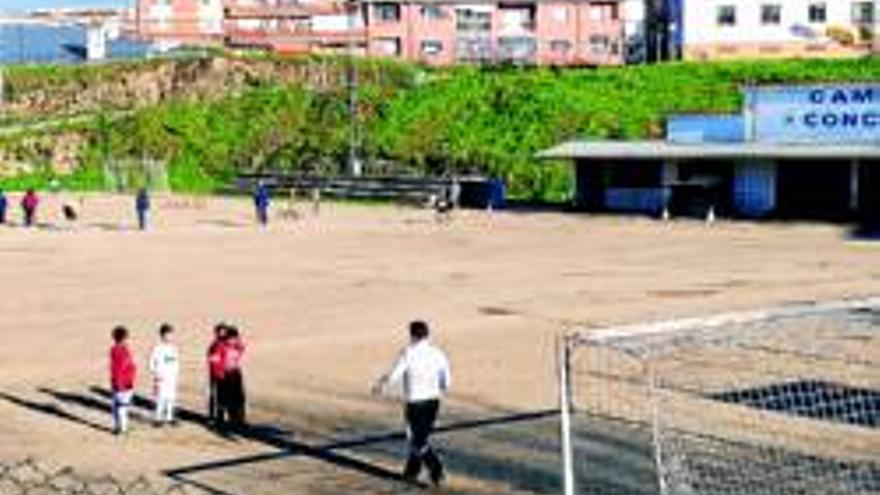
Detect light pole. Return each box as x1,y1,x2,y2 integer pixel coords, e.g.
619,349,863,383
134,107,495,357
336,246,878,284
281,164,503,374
346,0,362,176
874,0,880,55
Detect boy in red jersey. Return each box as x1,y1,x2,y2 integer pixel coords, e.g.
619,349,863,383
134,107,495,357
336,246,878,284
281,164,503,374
220,326,246,429
207,323,227,425
110,326,137,435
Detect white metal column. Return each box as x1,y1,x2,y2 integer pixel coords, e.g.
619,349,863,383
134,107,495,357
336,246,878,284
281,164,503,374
558,336,575,495
850,160,860,211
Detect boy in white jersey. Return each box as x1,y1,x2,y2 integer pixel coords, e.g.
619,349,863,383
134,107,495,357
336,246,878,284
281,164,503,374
149,323,180,426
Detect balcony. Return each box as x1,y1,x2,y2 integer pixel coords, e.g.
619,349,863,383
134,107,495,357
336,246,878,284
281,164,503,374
224,3,344,19
497,35,537,64
225,27,366,48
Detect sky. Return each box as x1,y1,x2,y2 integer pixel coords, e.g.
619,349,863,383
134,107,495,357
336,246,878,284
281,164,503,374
1,0,127,12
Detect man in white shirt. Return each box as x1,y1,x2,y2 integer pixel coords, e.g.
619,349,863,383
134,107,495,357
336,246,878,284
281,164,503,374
373,320,451,486
149,323,180,426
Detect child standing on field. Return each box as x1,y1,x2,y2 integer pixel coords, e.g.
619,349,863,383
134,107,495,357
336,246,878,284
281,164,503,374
220,326,246,429
149,323,179,426
0,189,7,224
136,188,150,231
110,326,137,435
21,189,39,227
253,183,270,226
207,323,227,425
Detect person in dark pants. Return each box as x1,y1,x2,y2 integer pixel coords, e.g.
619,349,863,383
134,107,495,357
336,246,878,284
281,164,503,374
0,189,7,224
21,189,39,227
373,321,451,486
207,323,227,425
253,183,270,226
136,188,150,231
219,325,246,430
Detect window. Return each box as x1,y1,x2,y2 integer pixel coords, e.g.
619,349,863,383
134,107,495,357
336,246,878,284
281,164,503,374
552,7,567,22
550,39,572,52
456,8,491,32
375,37,401,55
808,2,826,23
589,34,611,54
761,4,781,25
421,39,443,55
589,4,618,22
852,1,874,23
373,3,401,22
717,5,736,26
498,36,537,61
420,5,444,20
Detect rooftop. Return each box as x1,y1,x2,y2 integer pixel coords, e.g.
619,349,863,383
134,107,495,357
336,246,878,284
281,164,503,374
536,140,880,161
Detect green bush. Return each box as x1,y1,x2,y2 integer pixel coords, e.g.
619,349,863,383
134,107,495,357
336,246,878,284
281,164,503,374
8,57,880,200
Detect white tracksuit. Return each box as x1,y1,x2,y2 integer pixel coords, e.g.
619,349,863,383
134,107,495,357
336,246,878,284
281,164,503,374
149,342,179,423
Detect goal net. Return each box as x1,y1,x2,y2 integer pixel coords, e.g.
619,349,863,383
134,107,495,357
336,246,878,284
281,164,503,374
558,297,880,495
103,157,169,193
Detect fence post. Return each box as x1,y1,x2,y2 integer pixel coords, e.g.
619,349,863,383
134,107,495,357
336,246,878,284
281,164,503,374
558,335,575,495
647,353,668,495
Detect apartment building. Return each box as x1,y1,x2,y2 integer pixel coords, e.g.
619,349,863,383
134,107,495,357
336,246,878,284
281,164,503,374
364,1,627,65
677,0,879,60
136,0,225,49
136,0,631,65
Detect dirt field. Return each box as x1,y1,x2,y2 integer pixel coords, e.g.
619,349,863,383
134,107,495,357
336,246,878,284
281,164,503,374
0,193,877,494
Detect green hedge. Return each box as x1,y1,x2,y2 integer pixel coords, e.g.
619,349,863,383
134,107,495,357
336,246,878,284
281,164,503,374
10,57,880,199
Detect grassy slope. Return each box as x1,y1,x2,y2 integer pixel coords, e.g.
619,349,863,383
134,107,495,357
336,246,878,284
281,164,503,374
2,57,880,198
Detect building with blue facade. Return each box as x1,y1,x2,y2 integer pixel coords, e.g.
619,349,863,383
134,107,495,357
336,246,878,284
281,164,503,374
538,84,880,222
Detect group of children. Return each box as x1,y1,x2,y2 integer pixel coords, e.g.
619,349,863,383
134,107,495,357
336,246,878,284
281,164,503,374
0,189,41,227
108,322,247,435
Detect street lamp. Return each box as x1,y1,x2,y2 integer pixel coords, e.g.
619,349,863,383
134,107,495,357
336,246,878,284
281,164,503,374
346,0,362,177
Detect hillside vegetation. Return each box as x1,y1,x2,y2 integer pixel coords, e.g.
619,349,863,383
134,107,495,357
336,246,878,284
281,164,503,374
4,56,880,199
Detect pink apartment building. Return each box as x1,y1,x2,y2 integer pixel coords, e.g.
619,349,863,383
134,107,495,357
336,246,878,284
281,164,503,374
136,0,225,48
137,0,361,53
364,1,624,65
136,0,626,65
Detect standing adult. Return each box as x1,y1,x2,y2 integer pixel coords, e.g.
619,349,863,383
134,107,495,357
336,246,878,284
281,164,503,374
0,188,7,224
253,182,270,226
207,323,227,425
373,321,451,486
136,188,150,231
220,325,246,429
21,189,39,227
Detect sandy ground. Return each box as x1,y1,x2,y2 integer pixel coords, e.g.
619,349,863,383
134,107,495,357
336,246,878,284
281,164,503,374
0,192,877,494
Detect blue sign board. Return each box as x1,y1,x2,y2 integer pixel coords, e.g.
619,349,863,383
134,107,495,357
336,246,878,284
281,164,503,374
744,85,880,144
667,115,744,144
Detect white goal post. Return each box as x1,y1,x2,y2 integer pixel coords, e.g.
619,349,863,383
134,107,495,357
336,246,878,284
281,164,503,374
558,296,880,495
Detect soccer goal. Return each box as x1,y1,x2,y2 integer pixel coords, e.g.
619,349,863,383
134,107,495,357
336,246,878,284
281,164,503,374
558,297,880,495
103,157,170,193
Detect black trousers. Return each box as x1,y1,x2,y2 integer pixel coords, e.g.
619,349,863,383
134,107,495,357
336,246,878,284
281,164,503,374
403,399,443,482
219,370,246,428
23,208,34,227
208,378,221,423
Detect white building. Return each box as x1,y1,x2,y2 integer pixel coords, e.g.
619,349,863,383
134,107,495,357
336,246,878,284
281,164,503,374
679,0,878,60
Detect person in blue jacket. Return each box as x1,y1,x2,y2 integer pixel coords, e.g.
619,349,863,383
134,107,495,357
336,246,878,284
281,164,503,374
136,188,150,231
0,189,7,225
253,182,270,226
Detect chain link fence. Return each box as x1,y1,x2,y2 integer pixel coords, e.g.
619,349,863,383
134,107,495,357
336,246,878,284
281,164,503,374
0,459,190,495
